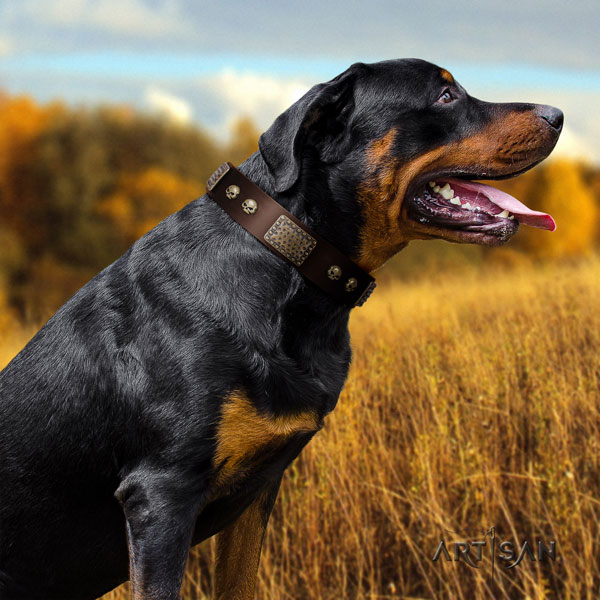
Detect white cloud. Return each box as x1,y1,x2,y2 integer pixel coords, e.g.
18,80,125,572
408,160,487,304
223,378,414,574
200,68,311,138
145,86,193,124
551,125,594,163
197,70,600,166
546,93,600,165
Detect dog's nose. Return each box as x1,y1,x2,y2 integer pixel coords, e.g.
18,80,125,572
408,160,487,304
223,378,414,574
535,105,564,131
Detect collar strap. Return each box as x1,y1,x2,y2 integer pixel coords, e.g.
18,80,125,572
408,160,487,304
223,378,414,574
206,162,376,308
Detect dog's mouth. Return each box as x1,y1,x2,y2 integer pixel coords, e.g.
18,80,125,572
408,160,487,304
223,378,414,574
405,175,556,245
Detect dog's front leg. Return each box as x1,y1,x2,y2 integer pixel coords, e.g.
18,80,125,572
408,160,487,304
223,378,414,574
115,468,202,600
214,479,281,600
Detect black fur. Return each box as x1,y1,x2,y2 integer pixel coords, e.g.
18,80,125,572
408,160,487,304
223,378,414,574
0,58,561,599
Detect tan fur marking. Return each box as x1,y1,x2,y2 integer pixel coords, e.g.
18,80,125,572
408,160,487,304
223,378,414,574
357,139,446,272
214,391,319,484
365,127,397,165
440,69,454,83
214,492,268,600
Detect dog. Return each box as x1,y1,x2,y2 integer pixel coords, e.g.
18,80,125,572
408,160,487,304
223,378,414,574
0,58,561,600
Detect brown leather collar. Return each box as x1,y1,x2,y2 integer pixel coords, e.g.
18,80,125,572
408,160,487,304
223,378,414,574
206,162,376,308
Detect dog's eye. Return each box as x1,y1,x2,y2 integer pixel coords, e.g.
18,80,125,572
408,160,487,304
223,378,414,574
437,89,454,104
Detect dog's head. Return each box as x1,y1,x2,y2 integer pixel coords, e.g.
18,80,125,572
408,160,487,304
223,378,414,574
258,58,562,272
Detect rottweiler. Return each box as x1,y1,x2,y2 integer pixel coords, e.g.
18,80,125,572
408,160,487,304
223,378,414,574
0,58,561,600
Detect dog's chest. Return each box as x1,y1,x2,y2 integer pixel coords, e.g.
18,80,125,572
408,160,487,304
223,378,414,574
211,390,321,489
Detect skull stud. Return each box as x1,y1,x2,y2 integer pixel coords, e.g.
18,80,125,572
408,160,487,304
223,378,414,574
344,277,358,292
241,198,258,215
226,185,240,199
327,265,342,280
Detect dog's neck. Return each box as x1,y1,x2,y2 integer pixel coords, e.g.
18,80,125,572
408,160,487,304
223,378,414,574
237,151,357,301
237,151,364,266
219,152,354,404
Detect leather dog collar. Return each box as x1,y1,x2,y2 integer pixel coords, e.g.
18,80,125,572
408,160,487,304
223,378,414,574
206,162,376,308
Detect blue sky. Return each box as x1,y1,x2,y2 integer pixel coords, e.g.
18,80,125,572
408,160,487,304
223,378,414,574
1,0,599,161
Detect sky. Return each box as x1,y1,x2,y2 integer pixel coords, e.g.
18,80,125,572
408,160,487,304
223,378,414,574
1,0,599,162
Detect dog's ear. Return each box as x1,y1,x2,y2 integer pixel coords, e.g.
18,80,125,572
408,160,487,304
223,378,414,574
258,62,367,193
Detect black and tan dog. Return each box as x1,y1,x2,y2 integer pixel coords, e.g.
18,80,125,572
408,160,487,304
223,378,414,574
0,59,561,599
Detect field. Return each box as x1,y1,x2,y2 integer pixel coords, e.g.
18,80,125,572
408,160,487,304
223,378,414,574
4,255,598,599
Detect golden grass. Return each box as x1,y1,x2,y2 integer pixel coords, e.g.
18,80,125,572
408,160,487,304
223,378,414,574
3,257,599,599
246,257,599,600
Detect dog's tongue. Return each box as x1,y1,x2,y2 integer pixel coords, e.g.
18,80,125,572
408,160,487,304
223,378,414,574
445,178,556,231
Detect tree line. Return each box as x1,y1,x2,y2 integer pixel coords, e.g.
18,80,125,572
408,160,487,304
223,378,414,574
0,93,259,321
0,92,598,322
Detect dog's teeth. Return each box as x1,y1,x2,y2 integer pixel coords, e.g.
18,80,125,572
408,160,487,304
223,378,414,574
429,181,436,188
497,209,510,218
508,215,515,220
439,184,454,199
433,185,441,193
463,202,472,210
450,197,461,205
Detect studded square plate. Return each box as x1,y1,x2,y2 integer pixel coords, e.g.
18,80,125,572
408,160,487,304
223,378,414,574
264,215,317,266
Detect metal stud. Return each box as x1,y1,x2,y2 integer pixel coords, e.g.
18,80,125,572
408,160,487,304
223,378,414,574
226,185,240,199
327,265,342,280
345,277,358,292
241,198,258,215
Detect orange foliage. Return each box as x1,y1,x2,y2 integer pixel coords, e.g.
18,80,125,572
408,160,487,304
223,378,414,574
225,115,261,166
518,160,598,257
0,96,47,173
97,167,201,243
486,160,599,260
0,96,51,229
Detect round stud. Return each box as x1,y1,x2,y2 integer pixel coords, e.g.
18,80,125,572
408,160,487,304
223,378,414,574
226,185,240,199
345,277,358,292
241,198,258,215
327,265,342,280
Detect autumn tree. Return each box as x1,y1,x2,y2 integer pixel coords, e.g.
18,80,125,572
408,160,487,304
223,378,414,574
0,95,55,246
0,98,224,319
509,160,598,258
97,167,201,245
225,115,261,166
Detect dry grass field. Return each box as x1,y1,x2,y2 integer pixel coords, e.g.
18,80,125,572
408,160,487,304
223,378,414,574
3,256,599,600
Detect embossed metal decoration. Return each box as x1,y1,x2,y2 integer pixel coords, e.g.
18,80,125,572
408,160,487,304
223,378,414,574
206,162,230,191
327,265,342,280
226,185,240,199
242,198,258,215
264,215,317,267
344,277,358,292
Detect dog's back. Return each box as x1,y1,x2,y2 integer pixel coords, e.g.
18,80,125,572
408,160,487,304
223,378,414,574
0,149,348,599
0,189,255,598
